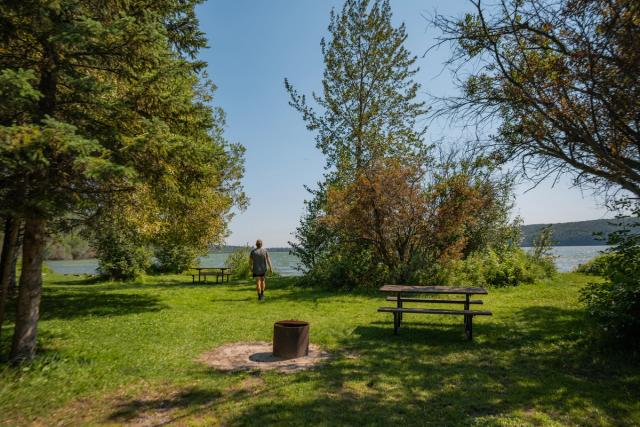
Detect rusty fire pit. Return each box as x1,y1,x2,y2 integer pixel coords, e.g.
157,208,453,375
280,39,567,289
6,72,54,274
273,320,309,359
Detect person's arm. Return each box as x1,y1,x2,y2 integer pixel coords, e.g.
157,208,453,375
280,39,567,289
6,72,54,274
248,252,253,272
266,252,273,274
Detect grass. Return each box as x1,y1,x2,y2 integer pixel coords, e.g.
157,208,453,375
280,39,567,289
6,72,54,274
0,272,639,426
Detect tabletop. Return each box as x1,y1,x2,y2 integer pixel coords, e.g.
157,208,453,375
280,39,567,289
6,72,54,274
194,266,229,271
379,285,488,295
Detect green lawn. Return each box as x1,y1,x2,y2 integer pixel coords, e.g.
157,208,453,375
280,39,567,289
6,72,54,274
1,272,638,426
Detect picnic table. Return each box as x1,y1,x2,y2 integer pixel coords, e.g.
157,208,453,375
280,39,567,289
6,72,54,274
378,285,492,340
192,267,231,284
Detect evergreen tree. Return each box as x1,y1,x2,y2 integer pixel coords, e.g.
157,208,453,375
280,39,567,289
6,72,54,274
0,0,245,361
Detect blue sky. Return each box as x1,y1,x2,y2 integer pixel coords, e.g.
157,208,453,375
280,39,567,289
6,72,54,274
196,0,611,247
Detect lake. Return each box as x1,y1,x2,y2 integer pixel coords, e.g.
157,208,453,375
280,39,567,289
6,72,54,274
46,245,609,277
46,251,303,277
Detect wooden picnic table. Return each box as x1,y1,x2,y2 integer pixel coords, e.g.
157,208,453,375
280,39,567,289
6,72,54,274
193,267,230,284
378,285,492,340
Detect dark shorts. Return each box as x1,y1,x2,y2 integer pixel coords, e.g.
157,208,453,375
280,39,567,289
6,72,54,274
253,273,265,278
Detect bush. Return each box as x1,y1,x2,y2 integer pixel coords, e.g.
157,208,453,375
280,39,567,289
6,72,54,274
297,244,390,289
153,244,198,273
224,246,252,280
446,247,555,288
582,279,640,348
93,228,150,281
575,252,614,275
580,209,640,348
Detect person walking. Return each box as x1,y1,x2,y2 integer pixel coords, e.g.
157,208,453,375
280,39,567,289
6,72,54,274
249,239,272,300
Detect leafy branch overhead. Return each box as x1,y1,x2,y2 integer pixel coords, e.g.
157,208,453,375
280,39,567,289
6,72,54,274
431,0,640,197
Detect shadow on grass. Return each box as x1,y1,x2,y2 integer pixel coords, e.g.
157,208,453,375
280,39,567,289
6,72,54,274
108,387,224,425
219,305,639,426
89,304,640,425
39,289,167,320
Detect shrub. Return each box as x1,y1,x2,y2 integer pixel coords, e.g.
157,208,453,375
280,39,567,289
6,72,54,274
95,239,150,281
224,246,252,280
93,227,150,281
297,244,389,289
575,252,614,275
581,208,640,348
153,244,198,273
446,247,555,288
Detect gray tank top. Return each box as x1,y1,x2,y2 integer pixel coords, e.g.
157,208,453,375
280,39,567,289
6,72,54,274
250,247,269,275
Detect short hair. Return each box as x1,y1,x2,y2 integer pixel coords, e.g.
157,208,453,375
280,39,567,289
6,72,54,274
256,239,263,248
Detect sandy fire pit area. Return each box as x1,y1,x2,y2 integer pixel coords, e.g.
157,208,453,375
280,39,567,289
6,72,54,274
198,342,331,373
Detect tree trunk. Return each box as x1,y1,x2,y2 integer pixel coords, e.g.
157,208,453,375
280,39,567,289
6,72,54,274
8,229,20,295
7,220,23,296
9,218,45,364
0,217,21,338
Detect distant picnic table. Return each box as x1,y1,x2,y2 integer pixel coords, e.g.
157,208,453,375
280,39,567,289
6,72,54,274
378,285,492,340
192,267,231,284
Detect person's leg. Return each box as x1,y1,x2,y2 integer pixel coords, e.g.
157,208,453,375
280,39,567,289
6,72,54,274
255,276,261,299
259,277,266,296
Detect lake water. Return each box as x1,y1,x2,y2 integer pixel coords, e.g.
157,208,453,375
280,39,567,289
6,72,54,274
522,245,609,272
46,246,609,276
46,251,303,277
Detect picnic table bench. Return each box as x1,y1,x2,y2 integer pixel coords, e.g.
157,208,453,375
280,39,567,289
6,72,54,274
378,285,492,340
191,267,231,284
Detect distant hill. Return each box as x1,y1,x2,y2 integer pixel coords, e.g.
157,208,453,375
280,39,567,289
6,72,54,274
520,218,637,246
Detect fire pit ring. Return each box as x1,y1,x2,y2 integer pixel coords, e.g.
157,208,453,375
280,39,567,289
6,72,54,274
273,320,309,359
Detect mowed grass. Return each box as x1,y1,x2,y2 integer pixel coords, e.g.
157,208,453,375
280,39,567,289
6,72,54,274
1,272,639,426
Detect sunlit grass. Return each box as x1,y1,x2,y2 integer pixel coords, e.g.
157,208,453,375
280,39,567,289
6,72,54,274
0,272,638,426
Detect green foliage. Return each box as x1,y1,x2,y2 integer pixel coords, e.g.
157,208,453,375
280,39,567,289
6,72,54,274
296,244,389,289
224,246,252,280
93,229,150,281
575,252,614,275
288,0,428,288
88,207,150,281
153,244,198,274
0,0,246,362
434,0,640,196
581,204,640,348
287,1,530,290
531,225,554,260
285,0,429,177
445,247,555,288
0,119,124,219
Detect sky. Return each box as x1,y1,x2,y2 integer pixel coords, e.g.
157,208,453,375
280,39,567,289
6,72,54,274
196,0,612,247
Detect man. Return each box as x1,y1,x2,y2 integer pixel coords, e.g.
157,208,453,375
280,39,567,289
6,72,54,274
249,239,272,300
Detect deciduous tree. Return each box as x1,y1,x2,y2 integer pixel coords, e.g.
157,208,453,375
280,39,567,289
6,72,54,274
432,0,640,197
286,0,429,273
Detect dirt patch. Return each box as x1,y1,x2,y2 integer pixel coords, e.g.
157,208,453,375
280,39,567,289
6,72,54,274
198,341,330,373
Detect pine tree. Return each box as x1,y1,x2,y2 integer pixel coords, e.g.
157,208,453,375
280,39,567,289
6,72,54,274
0,0,245,361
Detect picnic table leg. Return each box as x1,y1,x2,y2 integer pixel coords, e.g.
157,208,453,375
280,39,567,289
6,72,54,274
393,312,400,335
397,292,403,324
464,294,470,333
466,316,473,340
